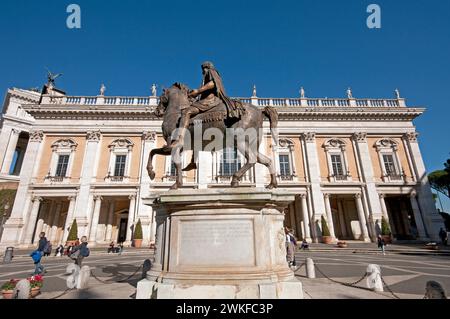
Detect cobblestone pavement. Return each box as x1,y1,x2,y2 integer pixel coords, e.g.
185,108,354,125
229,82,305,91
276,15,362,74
1,247,448,299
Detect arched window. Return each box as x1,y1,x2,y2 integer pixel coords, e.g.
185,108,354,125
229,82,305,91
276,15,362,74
46,139,78,183
323,139,351,182
107,138,134,182
375,139,404,182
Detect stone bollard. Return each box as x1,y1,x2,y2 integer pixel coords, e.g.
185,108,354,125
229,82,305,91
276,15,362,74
77,266,90,289
3,247,14,263
14,279,31,299
425,281,447,299
306,258,316,279
66,263,80,289
366,264,383,292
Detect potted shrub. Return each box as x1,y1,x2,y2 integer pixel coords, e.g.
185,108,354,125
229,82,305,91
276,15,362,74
1,279,18,299
28,275,44,298
321,216,333,244
381,217,392,244
66,219,78,246
133,219,143,248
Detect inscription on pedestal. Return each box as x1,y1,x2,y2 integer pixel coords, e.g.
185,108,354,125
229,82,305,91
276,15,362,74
178,220,255,266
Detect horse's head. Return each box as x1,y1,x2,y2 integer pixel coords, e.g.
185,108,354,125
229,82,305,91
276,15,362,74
155,83,190,117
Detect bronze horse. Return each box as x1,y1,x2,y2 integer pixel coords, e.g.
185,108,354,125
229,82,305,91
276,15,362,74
146,83,279,190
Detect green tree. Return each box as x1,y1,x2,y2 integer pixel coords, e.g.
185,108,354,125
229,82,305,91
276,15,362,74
67,219,78,241
321,215,331,236
429,158,450,199
134,219,143,240
381,216,391,236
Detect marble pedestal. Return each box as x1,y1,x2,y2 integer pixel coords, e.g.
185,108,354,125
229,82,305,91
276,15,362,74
136,188,303,299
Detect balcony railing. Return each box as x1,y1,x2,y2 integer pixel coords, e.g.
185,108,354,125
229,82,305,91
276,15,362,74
386,173,404,182
43,95,405,108
110,176,124,182
279,174,295,181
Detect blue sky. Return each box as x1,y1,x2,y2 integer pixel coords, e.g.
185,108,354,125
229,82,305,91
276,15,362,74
1,0,449,209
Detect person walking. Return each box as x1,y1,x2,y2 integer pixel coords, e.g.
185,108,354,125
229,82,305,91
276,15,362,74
32,232,47,275
377,235,386,255
285,227,296,266
70,236,90,267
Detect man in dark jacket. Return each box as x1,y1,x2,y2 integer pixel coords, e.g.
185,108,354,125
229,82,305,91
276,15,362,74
71,236,90,267
33,232,47,275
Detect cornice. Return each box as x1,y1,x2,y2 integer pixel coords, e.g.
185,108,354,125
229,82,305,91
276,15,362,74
22,105,424,122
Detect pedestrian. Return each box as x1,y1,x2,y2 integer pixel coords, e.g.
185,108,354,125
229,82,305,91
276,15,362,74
300,239,309,251
285,227,296,266
377,234,386,255
70,236,90,267
118,242,124,255
31,232,47,275
439,228,447,246
44,241,52,257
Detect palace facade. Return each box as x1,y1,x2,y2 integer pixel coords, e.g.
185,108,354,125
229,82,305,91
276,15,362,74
0,84,444,248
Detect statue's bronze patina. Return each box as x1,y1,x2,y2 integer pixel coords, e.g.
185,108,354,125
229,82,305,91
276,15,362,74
147,62,279,190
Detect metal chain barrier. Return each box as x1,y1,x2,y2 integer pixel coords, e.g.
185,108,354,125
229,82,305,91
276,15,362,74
379,275,400,299
315,264,368,287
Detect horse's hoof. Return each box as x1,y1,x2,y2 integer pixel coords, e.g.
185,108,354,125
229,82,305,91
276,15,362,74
148,170,156,180
266,183,276,190
169,183,179,190
231,180,239,188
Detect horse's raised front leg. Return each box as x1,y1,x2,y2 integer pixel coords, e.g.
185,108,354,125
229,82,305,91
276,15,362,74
147,146,172,181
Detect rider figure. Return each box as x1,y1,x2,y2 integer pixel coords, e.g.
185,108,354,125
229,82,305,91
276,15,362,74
172,61,243,148
172,61,244,171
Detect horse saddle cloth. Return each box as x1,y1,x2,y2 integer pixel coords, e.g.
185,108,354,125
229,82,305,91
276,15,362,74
189,102,227,125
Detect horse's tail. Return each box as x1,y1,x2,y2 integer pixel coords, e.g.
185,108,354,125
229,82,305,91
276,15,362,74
263,106,279,146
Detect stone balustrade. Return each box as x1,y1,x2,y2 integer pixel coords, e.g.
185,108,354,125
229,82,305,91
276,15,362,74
43,95,405,108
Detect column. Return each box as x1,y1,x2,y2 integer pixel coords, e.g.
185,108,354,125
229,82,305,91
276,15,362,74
410,191,428,240
23,197,42,244
300,194,311,241
288,204,296,234
403,133,443,241
34,202,47,244
1,128,20,174
0,131,44,247
50,201,63,243
337,200,347,238
62,196,77,243
355,194,370,242
324,194,336,240
125,195,136,243
88,196,102,244
0,126,14,169
302,133,326,221
352,133,383,236
105,200,115,242
72,130,101,236
137,131,157,245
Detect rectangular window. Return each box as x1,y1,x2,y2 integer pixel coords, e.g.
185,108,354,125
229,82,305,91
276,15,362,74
55,155,70,177
220,148,241,176
383,154,396,175
331,154,344,176
114,155,127,177
279,155,291,176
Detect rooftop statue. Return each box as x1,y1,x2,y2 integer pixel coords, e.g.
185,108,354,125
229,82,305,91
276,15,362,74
46,68,63,88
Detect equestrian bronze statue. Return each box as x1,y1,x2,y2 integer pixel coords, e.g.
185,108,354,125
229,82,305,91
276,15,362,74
146,62,279,190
